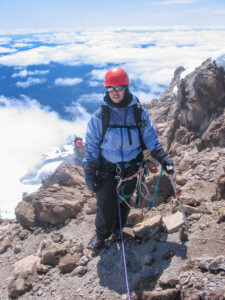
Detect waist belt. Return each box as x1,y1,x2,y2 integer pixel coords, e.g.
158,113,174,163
100,152,143,177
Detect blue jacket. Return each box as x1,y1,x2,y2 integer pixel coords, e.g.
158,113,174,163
84,95,161,164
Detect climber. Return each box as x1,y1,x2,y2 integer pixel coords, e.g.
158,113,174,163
73,136,86,166
82,67,174,251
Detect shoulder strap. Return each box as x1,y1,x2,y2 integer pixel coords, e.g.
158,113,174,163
133,100,147,151
133,102,142,127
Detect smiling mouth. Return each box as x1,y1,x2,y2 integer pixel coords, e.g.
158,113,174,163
112,96,121,101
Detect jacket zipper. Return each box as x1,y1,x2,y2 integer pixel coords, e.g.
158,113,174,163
120,127,124,162
120,109,127,162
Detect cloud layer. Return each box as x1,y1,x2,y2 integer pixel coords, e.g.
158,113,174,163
0,27,224,87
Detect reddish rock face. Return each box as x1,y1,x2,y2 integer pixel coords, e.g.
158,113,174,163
146,58,225,152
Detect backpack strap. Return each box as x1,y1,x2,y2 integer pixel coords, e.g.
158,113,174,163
133,102,147,151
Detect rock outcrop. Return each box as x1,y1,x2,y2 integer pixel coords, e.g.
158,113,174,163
146,58,225,152
15,162,93,227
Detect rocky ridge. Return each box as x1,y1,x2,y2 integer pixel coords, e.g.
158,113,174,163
0,58,225,300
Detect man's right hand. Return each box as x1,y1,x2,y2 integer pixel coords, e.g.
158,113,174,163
151,148,174,174
82,161,101,192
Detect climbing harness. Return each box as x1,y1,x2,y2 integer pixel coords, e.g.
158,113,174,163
116,159,160,210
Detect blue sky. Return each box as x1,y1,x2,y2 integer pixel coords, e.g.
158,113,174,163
0,0,225,30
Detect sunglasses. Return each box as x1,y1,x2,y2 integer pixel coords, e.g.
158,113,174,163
106,86,126,93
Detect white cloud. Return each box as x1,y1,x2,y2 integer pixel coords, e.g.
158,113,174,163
0,36,11,45
211,48,225,68
13,42,33,48
77,93,104,105
88,80,102,87
0,95,90,218
90,69,108,81
87,68,106,87
64,101,92,120
16,77,46,88
0,46,16,53
12,69,49,78
54,77,83,86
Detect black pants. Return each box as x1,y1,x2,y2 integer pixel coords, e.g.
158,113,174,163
95,163,138,240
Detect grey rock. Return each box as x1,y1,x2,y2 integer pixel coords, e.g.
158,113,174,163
71,266,88,276
199,257,214,270
143,255,153,265
209,256,225,272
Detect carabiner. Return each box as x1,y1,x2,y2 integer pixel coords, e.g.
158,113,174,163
115,166,121,180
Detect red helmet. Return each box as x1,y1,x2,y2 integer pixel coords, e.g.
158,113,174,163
104,67,130,87
75,139,83,147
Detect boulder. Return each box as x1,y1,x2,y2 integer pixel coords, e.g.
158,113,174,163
127,208,144,226
208,255,225,272
141,288,179,300
197,113,225,151
175,175,187,186
143,255,153,266
71,266,88,276
199,256,214,270
211,174,225,201
0,239,11,254
173,204,199,215
133,215,162,239
162,212,185,233
15,201,36,228
33,183,84,224
159,273,180,287
7,255,40,298
58,252,82,273
145,174,173,207
86,197,97,215
40,240,70,266
217,207,225,224
42,161,85,188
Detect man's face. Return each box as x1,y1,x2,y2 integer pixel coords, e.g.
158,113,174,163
108,86,125,103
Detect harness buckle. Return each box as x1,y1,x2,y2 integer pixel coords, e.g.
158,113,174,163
115,166,121,180
138,120,147,128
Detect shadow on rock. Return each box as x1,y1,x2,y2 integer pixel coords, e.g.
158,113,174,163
96,232,187,296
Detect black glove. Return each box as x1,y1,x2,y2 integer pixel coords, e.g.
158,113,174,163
82,161,101,192
151,148,174,174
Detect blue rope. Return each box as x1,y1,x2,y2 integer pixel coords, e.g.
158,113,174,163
117,193,131,300
119,183,132,200
148,166,164,210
